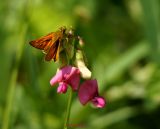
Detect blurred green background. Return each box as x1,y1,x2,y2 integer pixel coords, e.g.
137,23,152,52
0,0,160,129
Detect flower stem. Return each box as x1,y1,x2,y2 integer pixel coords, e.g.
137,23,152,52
64,88,73,129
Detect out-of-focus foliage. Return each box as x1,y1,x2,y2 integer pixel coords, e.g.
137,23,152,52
0,0,160,129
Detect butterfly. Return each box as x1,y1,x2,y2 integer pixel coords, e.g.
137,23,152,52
29,27,66,62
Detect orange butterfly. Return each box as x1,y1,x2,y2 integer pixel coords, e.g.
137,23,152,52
29,27,66,61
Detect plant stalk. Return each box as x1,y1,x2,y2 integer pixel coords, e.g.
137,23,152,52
64,88,73,129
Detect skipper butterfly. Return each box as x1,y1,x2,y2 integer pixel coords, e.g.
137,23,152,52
29,27,66,61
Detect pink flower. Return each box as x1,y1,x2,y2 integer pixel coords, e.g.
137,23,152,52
50,66,80,93
78,79,106,108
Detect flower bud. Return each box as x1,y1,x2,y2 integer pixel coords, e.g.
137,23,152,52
65,40,75,60
64,28,75,60
59,51,69,67
75,50,91,79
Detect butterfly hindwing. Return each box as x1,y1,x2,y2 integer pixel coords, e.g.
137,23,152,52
45,39,60,61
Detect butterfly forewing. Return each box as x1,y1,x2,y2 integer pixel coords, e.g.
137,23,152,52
30,33,56,50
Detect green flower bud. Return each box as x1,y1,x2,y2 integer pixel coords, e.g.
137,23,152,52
59,51,69,67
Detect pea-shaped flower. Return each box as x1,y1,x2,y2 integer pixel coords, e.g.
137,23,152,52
50,66,80,93
78,79,106,108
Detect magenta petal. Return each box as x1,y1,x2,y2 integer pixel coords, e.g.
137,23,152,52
57,82,68,94
92,97,106,108
63,66,79,80
50,66,75,86
67,69,80,91
50,66,80,92
78,79,98,105
50,71,63,86
60,66,73,80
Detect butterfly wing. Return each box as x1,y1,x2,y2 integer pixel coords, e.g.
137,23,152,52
29,29,64,62
45,39,61,61
29,32,60,53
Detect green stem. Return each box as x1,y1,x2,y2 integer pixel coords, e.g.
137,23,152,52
64,88,73,129
2,25,27,129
